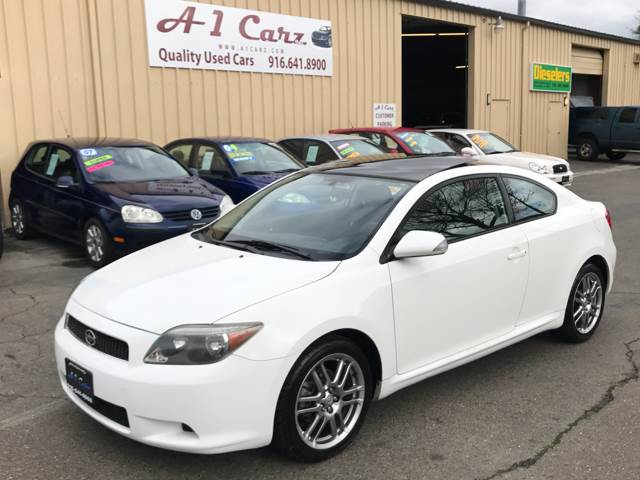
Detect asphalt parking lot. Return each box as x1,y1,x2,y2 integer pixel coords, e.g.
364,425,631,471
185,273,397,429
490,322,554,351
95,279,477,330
1,155,640,480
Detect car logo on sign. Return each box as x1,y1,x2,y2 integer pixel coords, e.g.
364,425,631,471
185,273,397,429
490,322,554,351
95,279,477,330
190,209,203,221
84,329,96,346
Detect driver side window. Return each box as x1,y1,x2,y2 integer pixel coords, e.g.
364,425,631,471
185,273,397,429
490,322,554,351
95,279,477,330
196,145,232,177
400,177,508,241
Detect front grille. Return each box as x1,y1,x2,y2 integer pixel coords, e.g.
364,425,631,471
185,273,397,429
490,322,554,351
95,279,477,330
162,206,220,221
66,315,129,361
92,396,130,427
553,164,568,174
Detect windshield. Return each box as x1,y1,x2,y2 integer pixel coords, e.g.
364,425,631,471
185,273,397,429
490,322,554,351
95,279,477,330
468,133,517,154
79,146,189,183
193,172,413,261
220,142,301,175
330,140,385,159
396,131,456,155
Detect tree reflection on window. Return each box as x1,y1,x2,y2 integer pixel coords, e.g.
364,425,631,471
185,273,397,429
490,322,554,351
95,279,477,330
503,177,556,221
402,177,508,240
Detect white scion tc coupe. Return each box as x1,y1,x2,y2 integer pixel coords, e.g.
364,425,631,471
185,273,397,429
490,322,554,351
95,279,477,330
430,129,575,186
55,156,616,462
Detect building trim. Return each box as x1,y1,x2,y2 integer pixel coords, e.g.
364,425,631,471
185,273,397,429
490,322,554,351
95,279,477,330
414,0,640,46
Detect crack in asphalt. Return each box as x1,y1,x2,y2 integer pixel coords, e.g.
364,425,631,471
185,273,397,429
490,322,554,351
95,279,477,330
1,287,40,324
476,337,640,480
0,392,64,401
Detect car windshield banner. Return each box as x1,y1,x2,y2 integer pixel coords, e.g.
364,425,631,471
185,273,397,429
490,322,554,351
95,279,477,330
144,0,333,77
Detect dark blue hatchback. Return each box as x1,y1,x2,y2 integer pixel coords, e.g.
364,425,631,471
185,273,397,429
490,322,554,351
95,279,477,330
9,138,232,267
164,137,303,204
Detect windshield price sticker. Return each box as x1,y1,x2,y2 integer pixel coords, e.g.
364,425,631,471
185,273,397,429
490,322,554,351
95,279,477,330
145,0,333,77
80,148,98,157
470,134,489,149
83,154,115,172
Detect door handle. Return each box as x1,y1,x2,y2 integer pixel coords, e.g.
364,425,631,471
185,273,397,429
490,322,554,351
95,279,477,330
507,249,527,261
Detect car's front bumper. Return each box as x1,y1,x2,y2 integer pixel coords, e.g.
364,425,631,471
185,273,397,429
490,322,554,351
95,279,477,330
546,171,574,186
54,300,291,454
104,217,211,256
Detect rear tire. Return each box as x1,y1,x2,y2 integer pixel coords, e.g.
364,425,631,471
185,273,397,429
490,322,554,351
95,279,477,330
273,336,373,462
9,198,35,240
83,219,113,269
557,263,606,343
606,151,626,161
576,138,599,161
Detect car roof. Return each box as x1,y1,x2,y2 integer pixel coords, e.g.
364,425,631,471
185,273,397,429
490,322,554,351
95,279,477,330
278,134,366,142
166,136,272,145
330,127,422,135
29,137,159,150
428,129,486,135
309,155,469,182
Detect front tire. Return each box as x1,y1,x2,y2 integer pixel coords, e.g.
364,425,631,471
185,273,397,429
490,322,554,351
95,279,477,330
576,137,599,161
606,151,626,161
273,336,373,462
83,219,113,268
558,264,606,342
10,198,35,240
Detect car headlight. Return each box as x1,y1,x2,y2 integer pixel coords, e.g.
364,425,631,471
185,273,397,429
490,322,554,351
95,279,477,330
219,195,235,216
143,323,262,365
528,162,551,175
121,205,163,223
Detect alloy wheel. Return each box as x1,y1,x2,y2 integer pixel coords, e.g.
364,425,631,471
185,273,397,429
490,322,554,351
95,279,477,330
11,203,24,235
572,272,603,334
295,353,366,450
85,225,104,263
580,144,592,158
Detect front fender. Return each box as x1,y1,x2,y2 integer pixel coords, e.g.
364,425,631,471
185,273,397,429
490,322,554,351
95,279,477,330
226,249,397,380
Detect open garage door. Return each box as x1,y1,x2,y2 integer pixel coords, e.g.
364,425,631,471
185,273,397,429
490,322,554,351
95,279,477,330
572,47,603,75
402,16,469,129
571,47,603,106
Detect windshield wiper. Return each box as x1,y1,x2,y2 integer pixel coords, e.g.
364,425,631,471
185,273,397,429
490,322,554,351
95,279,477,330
241,170,272,175
226,240,313,260
273,168,301,173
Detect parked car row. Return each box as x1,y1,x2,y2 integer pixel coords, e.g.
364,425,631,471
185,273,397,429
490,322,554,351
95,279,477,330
7,126,575,267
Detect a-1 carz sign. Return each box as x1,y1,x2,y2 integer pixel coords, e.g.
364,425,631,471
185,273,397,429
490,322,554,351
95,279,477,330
144,0,333,77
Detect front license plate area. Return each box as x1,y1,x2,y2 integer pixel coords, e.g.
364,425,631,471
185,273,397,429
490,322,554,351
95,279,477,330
562,175,570,184
65,358,94,405
190,222,206,231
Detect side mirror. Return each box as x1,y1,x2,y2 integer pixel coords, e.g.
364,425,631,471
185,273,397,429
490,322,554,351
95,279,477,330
393,231,448,259
460,147,476,157
55,175,76,188
188,168,200,177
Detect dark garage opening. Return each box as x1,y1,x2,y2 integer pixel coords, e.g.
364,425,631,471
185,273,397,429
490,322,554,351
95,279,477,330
571,74,603,107
402,15,468,129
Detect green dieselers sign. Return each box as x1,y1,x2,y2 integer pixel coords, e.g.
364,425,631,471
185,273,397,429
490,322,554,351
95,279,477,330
530,63,572,93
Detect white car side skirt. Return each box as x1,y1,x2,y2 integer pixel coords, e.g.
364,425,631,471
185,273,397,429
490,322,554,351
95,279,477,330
378,311,564,399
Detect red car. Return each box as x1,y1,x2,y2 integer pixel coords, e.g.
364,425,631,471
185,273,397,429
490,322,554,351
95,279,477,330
329,127,457,156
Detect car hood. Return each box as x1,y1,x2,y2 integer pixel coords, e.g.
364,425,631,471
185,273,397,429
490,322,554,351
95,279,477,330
71,234,339,334
97,176,225,211
494,151,570,167
237,172,294,188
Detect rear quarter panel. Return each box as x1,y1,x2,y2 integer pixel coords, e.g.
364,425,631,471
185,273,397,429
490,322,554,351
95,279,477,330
517,187,616,325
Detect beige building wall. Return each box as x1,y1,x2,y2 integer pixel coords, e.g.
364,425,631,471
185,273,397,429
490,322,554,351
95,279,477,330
1,0,640,222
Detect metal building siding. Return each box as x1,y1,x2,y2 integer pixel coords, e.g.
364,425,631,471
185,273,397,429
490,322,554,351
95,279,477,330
0,0,97,220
